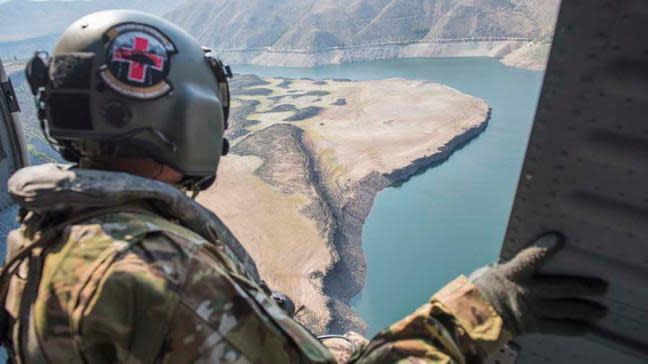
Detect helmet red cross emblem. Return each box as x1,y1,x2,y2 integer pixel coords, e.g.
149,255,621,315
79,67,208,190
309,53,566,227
114,36,164,83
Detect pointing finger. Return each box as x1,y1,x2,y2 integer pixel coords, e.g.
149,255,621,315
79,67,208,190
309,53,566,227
505,233,564,277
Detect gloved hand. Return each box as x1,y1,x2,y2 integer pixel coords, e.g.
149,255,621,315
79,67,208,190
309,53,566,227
470,233,608,336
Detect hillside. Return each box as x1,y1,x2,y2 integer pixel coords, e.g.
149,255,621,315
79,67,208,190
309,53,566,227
1,0,560,69
167,0,560,70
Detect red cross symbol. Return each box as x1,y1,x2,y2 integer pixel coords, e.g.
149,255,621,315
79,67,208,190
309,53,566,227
113,36,164,83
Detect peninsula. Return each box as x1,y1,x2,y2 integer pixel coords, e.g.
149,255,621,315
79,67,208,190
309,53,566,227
197,75,491,334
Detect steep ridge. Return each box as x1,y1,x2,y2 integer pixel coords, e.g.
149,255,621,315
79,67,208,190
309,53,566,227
199,124,337,333
166,0,560,70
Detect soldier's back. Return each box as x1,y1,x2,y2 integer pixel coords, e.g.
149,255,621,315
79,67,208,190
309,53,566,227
3,209,333,364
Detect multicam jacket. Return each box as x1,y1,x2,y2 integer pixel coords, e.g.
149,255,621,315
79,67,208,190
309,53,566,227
0,164,512,363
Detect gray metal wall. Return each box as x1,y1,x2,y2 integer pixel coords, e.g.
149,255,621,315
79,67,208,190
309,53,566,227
501,1,648,362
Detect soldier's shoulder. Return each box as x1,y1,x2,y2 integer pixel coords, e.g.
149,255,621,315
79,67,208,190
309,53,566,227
38,209,207,303
86,209,209,247
34,208,242,319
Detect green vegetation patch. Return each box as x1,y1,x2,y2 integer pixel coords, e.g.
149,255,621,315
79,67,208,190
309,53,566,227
242,119,261,127
238,88,274,96
277,80,292,88
305,90,330,97
284,106,323,122
266,104,297,113
230,74,270,90
285,90,331,99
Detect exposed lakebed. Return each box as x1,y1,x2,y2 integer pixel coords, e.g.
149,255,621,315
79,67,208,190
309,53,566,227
233,58,544,335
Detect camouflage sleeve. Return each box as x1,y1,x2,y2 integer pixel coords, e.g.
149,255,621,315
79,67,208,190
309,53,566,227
325,276,512,364
155,234,335,364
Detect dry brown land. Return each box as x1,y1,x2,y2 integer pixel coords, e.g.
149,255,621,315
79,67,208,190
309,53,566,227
500,42,552,71
198,75,490,334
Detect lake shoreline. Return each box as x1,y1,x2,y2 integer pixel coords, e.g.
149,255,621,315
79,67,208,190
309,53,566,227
323,109,492,334
214,40,549,72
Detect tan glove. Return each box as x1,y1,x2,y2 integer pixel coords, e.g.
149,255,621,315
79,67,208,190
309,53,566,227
470,233,608,336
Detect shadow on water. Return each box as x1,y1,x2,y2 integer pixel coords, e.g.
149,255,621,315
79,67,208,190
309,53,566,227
390,110,492,189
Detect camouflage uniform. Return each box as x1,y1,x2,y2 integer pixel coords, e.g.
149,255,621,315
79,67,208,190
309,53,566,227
0,164,511,363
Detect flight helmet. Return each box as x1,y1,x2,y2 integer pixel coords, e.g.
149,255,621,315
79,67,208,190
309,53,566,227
25,10,232,190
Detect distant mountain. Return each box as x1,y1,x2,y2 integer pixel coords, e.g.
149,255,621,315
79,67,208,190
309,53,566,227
1,0,560,68
166,0,560,70
0,0,186,42
0,35,59,59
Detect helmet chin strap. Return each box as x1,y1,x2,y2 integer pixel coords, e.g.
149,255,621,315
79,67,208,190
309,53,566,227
178,174,216,199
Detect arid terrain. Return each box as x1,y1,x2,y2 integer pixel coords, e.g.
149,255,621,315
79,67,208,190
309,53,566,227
198,75,491,334
168,0,559,71
1,0,559,71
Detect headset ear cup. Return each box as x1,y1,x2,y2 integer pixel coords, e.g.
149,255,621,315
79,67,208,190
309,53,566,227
26,53,49,96
222,81,230,129
221,138,230,156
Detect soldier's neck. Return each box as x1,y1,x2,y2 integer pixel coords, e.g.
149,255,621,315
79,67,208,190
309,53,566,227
79,157,184,184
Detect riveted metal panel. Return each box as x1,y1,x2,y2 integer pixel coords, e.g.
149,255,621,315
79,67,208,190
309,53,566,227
501,1,648,362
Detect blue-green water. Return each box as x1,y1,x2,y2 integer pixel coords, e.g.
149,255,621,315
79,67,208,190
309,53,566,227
236,58,545,336
344,59,543,336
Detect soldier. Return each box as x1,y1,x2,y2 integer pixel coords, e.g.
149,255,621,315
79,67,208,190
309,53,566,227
0,10,607,364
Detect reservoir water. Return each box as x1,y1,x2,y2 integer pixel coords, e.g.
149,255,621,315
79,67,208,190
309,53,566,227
236,57,545,336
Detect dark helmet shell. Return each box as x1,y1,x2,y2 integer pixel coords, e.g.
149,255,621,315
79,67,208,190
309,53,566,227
42,10,226,179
